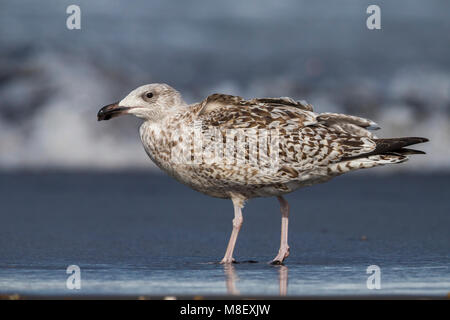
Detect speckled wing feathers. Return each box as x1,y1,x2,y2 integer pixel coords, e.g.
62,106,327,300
176,94,390,196
141,93,424,199
316,112,379,138
195,93,379,164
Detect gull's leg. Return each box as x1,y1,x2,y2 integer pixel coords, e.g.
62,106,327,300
220,195,244,264
271,196,290,264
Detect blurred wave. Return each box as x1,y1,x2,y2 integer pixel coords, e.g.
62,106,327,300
0,0,449,171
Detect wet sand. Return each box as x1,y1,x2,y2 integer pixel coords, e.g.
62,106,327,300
0,171,449,297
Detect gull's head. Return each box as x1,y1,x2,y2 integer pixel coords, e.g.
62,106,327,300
97,83,185,122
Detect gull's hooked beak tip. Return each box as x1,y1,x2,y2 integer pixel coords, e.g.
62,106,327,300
97,102,130,121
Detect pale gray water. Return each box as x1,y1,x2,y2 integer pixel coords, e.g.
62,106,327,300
0,172,448,297
0,0,449,170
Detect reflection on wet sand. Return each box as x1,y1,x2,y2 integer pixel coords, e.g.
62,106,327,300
223,264,289,296
278,265,288,296
223,264,239,295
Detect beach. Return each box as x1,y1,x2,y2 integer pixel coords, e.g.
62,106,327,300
0,171,448,297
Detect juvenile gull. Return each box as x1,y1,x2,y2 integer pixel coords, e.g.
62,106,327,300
97,83,428,264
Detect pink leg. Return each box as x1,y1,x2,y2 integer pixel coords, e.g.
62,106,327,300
220,196,244,264
271,196,290,264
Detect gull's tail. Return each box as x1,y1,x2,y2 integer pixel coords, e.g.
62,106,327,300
371,137,429,156
329,137,429,175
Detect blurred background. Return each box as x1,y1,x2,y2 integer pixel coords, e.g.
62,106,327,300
0,0,449,171
0,0,449,297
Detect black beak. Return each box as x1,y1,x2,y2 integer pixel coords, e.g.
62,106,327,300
97,102,131,121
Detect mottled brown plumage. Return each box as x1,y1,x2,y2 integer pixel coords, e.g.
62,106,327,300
98,83,428,264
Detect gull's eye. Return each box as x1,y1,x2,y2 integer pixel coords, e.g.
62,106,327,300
146,92,153,99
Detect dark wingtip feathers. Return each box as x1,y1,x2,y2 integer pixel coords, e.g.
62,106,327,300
373,137,429,155
390,148,427,155
341,137,428,162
